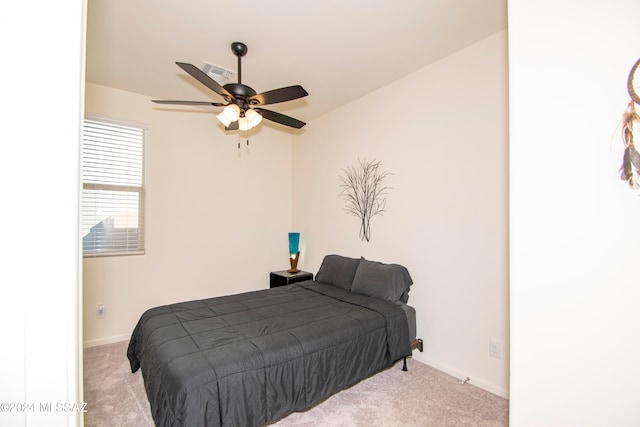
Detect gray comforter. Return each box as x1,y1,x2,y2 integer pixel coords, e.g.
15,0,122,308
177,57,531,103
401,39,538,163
127,281,411,426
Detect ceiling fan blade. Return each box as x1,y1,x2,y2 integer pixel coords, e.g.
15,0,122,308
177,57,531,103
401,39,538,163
176,62,234,100
152,100,225,106
249,85,308,106
254,108,306,129
225,121,239,131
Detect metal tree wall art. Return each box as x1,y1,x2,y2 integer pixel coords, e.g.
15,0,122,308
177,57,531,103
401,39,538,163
339,159,392,242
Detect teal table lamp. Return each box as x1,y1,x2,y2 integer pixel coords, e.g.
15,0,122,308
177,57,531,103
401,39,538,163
288,232,300,273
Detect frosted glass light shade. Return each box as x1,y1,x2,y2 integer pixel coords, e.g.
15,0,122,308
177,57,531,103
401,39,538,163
223,104,241,121
216,112,232,127
245,109,263,127
238,117,251,131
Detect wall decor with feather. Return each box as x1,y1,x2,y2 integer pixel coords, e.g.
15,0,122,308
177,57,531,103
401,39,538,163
619,56,640,189
339,158,392,242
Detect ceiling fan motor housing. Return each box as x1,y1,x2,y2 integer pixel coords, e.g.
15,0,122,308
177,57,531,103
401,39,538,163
224,83,257,108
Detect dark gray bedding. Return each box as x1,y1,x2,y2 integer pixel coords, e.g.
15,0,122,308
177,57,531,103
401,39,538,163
127,280,411,427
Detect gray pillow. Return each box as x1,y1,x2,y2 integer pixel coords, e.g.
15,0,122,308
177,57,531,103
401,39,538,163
315,254,361,290
351,258,413,303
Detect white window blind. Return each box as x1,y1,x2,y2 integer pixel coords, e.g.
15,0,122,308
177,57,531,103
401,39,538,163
82,119,145,256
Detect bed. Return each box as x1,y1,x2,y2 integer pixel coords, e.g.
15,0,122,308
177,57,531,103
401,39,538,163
127,255,419,426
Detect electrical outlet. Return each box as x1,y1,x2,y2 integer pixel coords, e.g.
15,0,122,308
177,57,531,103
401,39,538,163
489,340,501,359
96,303,106,318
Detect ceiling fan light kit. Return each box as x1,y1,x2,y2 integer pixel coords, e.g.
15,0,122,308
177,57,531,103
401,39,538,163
152,42,308,132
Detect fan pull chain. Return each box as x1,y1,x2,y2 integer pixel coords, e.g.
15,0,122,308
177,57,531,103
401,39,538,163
237,133,250,150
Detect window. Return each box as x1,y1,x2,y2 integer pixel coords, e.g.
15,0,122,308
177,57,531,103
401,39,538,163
82,119,145,256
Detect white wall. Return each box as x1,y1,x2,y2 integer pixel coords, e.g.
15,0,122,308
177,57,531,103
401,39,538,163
83,83,295,346
293,32,510,396
509,0,640,425
0,1,83,426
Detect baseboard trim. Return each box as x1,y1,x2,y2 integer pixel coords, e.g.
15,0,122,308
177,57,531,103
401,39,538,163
83,333,130,348
412,353,510,399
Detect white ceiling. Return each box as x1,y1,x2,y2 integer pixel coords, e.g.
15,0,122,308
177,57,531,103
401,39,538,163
86,0,507,127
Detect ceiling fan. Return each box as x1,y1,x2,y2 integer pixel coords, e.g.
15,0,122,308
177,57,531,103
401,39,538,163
152,42,308,130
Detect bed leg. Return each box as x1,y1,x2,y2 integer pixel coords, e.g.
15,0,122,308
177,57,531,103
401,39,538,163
403,338,424,371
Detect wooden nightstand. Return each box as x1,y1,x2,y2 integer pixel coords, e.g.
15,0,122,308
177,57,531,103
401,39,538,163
270,270,313,288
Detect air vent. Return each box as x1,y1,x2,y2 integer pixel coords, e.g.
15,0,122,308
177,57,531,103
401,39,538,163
202,62,235,85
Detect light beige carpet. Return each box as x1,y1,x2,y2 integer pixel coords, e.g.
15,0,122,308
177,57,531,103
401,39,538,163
83,340,508,426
